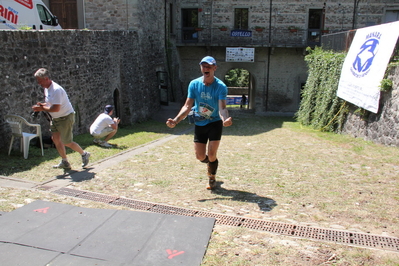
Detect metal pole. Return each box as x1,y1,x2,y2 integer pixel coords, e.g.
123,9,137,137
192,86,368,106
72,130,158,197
265,0,273,111
352,0,360,29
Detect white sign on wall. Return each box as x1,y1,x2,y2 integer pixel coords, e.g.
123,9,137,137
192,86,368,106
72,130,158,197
226,47,255,62
337,21,399,113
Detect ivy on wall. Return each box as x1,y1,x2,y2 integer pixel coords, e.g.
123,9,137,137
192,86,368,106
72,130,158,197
295,47,348,132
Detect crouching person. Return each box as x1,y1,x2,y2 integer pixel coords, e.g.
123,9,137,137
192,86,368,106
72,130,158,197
90,105,120,148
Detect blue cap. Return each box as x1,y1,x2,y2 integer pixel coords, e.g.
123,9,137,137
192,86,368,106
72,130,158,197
104,105,113,114
199,56,217,65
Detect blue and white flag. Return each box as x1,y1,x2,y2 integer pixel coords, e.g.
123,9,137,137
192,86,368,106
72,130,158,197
337,21,399,113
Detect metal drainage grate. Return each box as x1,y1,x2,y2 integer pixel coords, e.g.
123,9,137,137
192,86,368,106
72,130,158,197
54,187,399,252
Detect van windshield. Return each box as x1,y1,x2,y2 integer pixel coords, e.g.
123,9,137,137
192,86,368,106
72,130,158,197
37,4,54,26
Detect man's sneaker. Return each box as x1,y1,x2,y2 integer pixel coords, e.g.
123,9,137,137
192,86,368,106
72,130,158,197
100,141,113,148
207,176,217,190
81,151,91,167
93,139,101,144
53,160,71,170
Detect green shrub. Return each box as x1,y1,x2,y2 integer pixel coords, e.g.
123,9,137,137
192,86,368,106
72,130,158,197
295,47,347,132
18,25,33,30
379,79,393,92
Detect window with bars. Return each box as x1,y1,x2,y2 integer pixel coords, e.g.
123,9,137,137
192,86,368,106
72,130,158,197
234,8,248,30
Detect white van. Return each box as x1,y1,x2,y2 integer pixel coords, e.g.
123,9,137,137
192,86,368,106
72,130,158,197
0,0,61,30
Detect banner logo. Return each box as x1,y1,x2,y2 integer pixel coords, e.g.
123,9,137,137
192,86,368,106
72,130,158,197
351,33,381,78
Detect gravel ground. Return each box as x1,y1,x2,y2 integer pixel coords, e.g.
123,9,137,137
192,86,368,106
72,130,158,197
1,108,399,265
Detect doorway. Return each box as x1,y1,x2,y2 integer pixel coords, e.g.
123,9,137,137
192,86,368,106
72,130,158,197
224,68,252,110
50,0,78,29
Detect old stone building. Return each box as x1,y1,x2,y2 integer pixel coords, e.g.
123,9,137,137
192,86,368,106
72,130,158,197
167,0,399,113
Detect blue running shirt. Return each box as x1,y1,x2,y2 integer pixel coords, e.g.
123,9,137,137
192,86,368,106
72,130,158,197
187,77,228,126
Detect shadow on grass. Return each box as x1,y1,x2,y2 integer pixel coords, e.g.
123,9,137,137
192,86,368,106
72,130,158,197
0,146,61,175
198,182,278,212
56,168,96,182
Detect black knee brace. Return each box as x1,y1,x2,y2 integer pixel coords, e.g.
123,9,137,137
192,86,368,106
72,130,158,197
207,159,218,175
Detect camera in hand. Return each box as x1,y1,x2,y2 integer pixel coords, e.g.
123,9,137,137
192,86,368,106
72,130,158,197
31,111,40,118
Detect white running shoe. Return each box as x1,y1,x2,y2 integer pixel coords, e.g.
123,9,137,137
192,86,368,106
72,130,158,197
81,151,91,167
100,141,113,148
53,160,71,170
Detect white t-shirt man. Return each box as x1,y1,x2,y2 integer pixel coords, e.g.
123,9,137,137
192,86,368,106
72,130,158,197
45,81,74,118
90,113,115,138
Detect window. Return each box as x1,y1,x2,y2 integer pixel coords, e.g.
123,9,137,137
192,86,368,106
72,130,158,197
37,4,54,25
182,8,199,42
234,8,248,30
307,9,324,45
308,9,323,29
182,8,198,28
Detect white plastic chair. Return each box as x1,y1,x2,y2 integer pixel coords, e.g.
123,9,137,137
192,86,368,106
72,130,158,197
5,114,44,159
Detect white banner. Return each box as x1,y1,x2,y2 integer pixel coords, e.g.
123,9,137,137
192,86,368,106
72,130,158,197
337,21,399,113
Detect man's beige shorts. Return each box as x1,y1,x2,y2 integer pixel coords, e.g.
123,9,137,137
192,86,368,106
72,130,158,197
92,127,115,139
50,112,75,144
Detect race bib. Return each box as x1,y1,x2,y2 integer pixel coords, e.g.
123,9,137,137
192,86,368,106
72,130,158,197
199,103,214,119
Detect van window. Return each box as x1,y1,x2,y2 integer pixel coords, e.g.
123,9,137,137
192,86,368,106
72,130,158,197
37,4,54,26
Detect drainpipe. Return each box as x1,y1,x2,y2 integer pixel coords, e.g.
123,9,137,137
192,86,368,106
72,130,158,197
352,0,360,29
210,0,214,46
265,0,273,112
165,0,175,102
126,0,129,30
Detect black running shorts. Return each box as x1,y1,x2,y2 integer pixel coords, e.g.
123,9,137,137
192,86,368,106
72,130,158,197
194,120,223,144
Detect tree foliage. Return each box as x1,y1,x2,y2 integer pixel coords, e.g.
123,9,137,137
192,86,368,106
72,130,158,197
224,68,249,87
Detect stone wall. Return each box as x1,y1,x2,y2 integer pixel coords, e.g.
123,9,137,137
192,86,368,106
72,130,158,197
83,0,165,32
341,65,399,146
0,29,165,150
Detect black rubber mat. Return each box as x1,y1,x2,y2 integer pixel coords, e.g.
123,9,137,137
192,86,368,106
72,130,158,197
0,200,215,265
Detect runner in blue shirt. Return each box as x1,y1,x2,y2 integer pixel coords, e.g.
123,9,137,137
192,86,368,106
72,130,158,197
166,56,233,189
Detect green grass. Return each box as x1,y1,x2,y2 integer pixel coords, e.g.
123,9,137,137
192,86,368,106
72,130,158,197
0,119,193,182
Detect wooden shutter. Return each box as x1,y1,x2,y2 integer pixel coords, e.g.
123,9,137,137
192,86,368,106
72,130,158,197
50,0,78,29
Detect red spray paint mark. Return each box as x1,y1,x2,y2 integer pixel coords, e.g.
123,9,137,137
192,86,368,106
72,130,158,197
34,207,50,214
166,249,185,259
